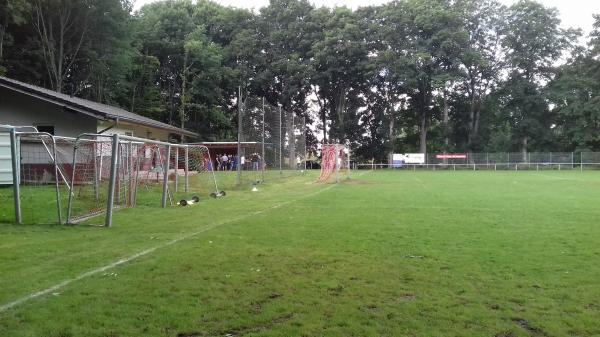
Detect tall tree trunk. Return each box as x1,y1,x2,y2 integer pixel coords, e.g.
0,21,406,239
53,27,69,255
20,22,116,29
313,87,327,145
33,0,87,93
443,90,450,152
387,106,395,166
521,137,528,162
321,108,327,144
0,18,6,61
130,82,137,113
336,87,347,143
419,108,427,154
467,95,476,147
418,88,429,154
473,107,480,145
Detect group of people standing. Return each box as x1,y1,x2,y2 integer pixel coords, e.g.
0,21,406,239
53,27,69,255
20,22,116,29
214,152,262,171
215,153,234,171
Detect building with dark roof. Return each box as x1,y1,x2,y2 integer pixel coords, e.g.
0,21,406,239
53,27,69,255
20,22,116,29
0,76,197,141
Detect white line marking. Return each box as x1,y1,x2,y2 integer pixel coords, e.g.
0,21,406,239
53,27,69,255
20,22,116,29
0,184,336,313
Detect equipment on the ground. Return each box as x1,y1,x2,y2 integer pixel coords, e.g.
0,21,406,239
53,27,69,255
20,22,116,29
210,191,226,198
179,196,200,206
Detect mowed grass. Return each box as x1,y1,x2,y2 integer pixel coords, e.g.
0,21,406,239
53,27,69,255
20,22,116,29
0,169,293,225
1,170,600,336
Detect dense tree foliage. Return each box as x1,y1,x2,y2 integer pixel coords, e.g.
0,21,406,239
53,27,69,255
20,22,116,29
1,0,598,161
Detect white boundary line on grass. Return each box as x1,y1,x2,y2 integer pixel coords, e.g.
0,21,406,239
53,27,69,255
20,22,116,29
0,184,337,313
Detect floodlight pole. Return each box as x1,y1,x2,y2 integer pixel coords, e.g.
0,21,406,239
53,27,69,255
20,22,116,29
303,117,307,172
292,113,295,170
162,145,171,208
236,86,242,186
261,98,266,183
128,142,134,206
51,137,62,224
9,128,21,224
132,147,142,207
93,142,100,201
347,143,351,179
106,133,120,228
279,106,282,175
335,145,340,184
184,146,189,192
174,147,179,193
99,146,104,182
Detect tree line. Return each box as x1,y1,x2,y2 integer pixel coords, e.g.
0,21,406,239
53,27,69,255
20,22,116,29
1,0,599,161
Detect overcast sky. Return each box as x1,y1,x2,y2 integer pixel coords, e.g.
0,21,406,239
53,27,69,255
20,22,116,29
132,0,600,36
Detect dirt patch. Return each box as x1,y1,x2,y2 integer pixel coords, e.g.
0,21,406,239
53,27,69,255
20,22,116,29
398,294,416,302
360,304,379,313
251,302,262,314
512,318,547,336
271,313,294,324
327,284,344,296
268,292,282,299
249,292,284,315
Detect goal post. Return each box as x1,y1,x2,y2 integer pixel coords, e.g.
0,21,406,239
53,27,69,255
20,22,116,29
0,125,72,225
318,144,350,183
66,134,222,227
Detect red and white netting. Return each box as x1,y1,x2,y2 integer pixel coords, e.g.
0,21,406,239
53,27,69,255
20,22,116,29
317,144,350,183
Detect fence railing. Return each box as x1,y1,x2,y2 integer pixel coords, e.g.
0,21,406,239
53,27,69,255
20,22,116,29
356,152,600,171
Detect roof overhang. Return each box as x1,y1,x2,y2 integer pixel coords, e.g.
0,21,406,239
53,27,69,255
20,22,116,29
0,78,198,138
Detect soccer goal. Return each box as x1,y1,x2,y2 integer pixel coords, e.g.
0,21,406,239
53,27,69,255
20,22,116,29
317,144,351,183
0,125,72,225
65,133,222,226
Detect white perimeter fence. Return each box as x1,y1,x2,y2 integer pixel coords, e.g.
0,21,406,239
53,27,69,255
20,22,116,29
356,152,600,171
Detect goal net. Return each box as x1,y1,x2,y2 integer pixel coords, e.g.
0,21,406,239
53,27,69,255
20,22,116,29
317,144,350,183
65,134,221,225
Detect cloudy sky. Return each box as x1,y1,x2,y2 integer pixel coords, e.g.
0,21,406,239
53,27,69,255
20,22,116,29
132,0,600,36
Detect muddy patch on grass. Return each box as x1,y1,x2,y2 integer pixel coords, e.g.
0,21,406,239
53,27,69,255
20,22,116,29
512,318,547,336
360,304,379,313
398,294,416,302
248,292,284,315
268,292,282,299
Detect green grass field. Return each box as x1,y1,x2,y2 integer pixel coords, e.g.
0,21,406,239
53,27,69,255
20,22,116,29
1,170,600,336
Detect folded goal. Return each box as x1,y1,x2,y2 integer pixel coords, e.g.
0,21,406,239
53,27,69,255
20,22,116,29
317,144,350,183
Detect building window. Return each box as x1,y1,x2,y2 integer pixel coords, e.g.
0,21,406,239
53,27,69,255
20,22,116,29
125,131,133,137
36,125,54,135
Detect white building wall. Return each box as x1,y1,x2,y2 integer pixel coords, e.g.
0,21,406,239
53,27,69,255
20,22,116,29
0,87,98,137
